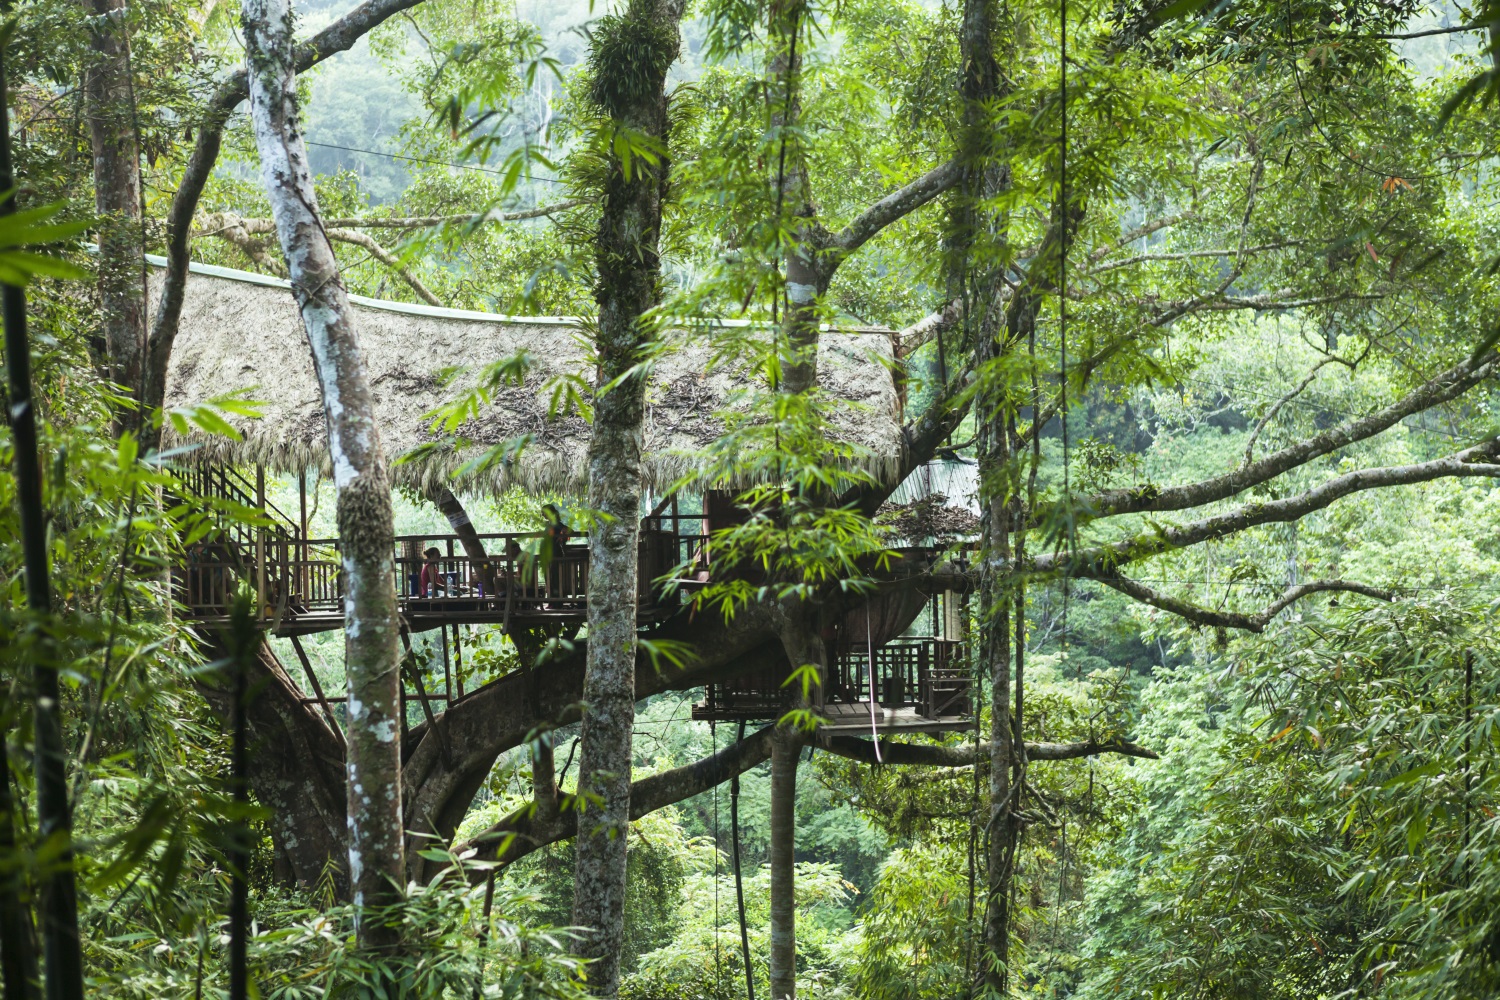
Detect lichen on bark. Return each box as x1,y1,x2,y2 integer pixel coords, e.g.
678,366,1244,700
240,0,405,955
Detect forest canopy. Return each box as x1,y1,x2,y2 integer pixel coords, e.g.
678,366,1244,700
2,0,1500,997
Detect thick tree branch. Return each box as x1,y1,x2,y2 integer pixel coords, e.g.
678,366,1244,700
894,297,964,360
1087,353,1500,518
459,725,778,866
824,158,964,266
1038,439,1500,574
814,732,1159,767
1094,575,1393,633
455,723,1158,869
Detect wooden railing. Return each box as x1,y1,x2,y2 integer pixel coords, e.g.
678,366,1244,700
829,637,969,719
695,637,971,722
175,522,697,629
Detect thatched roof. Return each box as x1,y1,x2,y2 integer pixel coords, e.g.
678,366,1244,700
153,257,905,495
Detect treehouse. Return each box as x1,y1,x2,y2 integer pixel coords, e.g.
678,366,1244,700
155,256,977,729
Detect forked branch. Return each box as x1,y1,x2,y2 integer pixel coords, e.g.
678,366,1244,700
1036,439,1500,575
1094,574,1393,633
455,721,1158,869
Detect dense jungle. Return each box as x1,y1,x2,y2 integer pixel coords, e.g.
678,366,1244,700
3,0,1500,996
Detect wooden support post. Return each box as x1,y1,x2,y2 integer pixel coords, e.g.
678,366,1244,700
440,623,452,703
289,635,345,750
399,628,452,767
255,465,267,621
298,470,308,603
452,625,463,699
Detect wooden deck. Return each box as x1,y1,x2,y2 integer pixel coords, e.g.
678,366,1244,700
816,702,973,735
691,637,974,732
172,465,707,633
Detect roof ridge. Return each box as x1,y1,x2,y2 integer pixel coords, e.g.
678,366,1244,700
146,254,895,334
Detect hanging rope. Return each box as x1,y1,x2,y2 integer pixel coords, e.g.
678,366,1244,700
1059,0,1077,679
865,604,882,762
731,718,755,1000
712,720,722,990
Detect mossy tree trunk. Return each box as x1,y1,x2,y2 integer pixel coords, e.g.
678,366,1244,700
83,0,146,403
571,0,686,993
240,0,405,953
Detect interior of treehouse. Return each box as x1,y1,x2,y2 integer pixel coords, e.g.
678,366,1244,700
157,256,982,740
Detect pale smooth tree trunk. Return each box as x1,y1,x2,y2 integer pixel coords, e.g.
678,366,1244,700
570,0,685,993
240,0,405,953
84,0,146,399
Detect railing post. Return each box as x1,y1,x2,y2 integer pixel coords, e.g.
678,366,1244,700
255,465,267,621
298,470,308,604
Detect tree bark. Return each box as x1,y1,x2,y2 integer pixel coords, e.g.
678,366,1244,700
0,727,40,1000
979,423,1015,993
425,484,492,586
768,0,820,397
765,606,823,999
570,0,685,992
768,727,801,1000
0,45,86,1000
240,0,405,952
84,0,146,400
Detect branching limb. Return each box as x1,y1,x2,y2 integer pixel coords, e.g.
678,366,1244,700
320,199,587,229
823,158,964,270
195,213,284,275
1094,574,1392,633
1036,438,1500,574
1089,240,1302,275
894,297,964,360
453,721,1158,870
144,0,432,422
814,732,1159,766
195,212,442,305
1242,356,1338,468
1086,211,1196,264
1086,353,1500,518
458,725,777,866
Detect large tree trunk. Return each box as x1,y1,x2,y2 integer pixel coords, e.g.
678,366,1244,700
766,610,822,999
83,0,145,400
767,728,801,1000
141,0,431,447
768,0,821,397
979,427,1015,991
426,485,488,564
240,0,405,953
569,0,684,993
